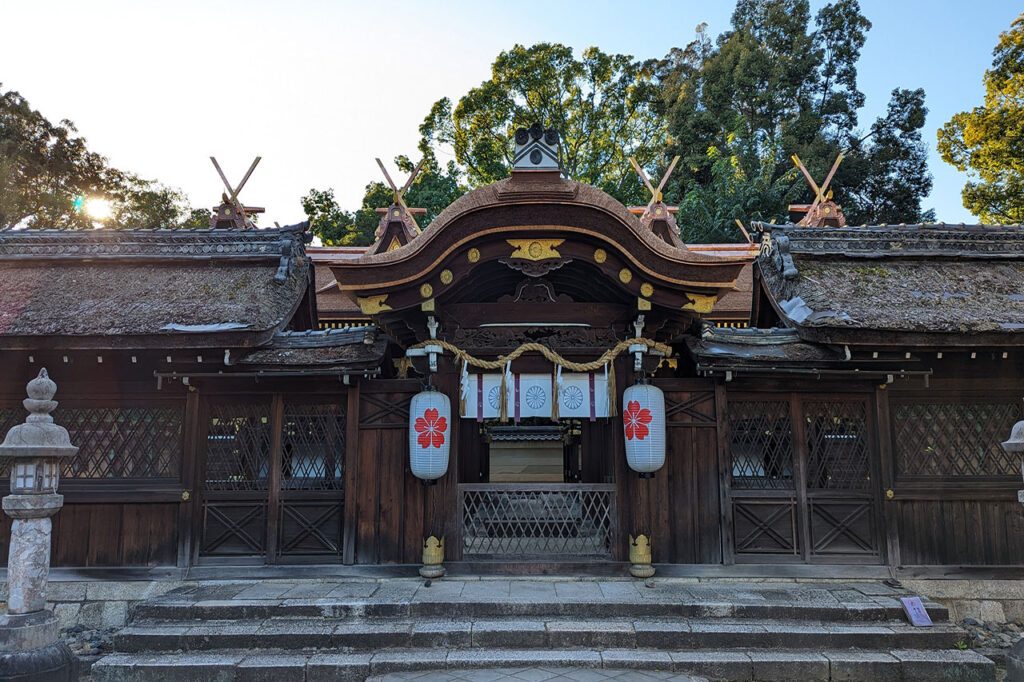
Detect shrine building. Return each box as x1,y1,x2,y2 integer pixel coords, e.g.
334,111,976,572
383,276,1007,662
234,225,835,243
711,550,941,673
0,126,1022,577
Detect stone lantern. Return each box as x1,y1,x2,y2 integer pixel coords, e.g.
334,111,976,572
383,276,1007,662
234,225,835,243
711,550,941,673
0,369,78,681
1002,416,1024,682
1002,418,1024,508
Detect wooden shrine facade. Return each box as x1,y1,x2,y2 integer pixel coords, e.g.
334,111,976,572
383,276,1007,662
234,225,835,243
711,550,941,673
0,168,1022,574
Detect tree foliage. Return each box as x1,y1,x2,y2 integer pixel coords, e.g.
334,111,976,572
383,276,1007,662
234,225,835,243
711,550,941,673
937,13,1024,223
661,1,933,238
303,156,464,246
419,43,665,206
0,85,204,230
677,135,800,242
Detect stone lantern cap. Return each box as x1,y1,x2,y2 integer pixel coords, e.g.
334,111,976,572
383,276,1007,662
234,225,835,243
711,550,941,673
0,369,78,460
1002,419,1024,454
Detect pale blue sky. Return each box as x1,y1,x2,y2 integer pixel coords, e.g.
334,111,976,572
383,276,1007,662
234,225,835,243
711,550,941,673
1,0,1019,226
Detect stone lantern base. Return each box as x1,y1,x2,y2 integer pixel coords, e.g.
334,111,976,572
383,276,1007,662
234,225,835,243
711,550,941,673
0,611,77,681
1007,637,1024,681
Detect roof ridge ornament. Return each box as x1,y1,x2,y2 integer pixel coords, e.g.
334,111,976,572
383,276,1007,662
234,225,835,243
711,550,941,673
789,154,847,227
210,156,265,229
628,155,685,248
369,158,427,254
512,123,561,172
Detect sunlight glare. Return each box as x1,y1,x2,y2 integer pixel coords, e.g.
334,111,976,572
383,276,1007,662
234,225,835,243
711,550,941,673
86,198,112,221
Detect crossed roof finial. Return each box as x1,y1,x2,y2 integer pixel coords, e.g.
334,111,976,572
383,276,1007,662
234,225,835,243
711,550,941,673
789,154,847,227
369,158,428,253
627,156,684,247
376,158,425,210
210,156,264,229
629,155,680,210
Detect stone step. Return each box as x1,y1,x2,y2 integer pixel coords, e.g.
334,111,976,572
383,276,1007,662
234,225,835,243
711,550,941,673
89,647,996,682
131,595,949,624
112,617,966,653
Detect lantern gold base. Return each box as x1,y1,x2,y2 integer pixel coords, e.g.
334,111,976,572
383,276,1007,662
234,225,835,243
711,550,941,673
629,563,656,579
419,535,445,579
629,534,655,579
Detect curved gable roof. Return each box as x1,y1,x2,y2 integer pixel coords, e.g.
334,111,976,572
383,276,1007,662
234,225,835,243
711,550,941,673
331,174,747,314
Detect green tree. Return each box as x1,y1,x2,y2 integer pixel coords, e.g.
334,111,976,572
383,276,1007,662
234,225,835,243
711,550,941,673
419,43,665,206
661,1,933,238
677,136,800,242
302,188,356,245
937,13,1024,223
303,156,464,246
0,85,205,230
0,86,110,229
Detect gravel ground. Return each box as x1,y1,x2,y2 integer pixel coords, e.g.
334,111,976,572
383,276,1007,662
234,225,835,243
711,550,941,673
960,618,1023,650
61,623,116,679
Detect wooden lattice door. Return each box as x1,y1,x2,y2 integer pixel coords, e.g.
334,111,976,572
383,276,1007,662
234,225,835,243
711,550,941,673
196,394,346,564
725,393,883,564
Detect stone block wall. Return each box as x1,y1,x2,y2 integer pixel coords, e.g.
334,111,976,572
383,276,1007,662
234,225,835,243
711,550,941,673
903,580,1024,623
1,577,1023,630
0,580,188,630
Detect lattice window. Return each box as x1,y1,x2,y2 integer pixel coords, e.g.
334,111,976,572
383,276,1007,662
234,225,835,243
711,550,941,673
461,486,614,558
54,406,183,479
893,401,1022,477
281,403,345,491
728,400,794,489
205,404,272,491
804,400,871,490
0,407,20,479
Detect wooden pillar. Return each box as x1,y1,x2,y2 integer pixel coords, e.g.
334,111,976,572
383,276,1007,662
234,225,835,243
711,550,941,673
790,394,811,562
715,381,735,565
342,381,360,565
875,385,901,568
435,365,461,561
176,386,201,568
265,394,284,564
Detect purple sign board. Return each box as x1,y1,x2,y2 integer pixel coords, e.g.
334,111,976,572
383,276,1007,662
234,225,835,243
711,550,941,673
901,597,933,627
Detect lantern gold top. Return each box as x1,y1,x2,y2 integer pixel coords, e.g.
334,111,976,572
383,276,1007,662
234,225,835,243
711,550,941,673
0,369,78,459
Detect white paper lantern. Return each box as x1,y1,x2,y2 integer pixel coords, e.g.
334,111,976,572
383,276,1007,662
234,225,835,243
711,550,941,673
622,383,666,477
409,389,451,483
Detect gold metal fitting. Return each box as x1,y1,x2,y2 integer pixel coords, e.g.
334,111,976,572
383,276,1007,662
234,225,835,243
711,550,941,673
629,534,652,565
422,536,445,565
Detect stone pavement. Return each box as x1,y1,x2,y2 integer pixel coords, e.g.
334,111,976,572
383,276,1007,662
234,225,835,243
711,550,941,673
369,668,706,681
131,576,948,616
91,577,997,681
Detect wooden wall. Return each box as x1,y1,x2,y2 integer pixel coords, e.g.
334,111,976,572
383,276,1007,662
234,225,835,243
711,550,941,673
882,375,1024,567
0,375,189,569
349,378,431,564
893,499,1024,565
620,378,723,564
0,357,1020,570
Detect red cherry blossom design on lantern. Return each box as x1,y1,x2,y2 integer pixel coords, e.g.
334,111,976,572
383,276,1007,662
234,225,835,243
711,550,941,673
623,400,652,441
414,408,447,449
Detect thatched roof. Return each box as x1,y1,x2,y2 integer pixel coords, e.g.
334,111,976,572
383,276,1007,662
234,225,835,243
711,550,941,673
0,225,311,348
755,223,1024,343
